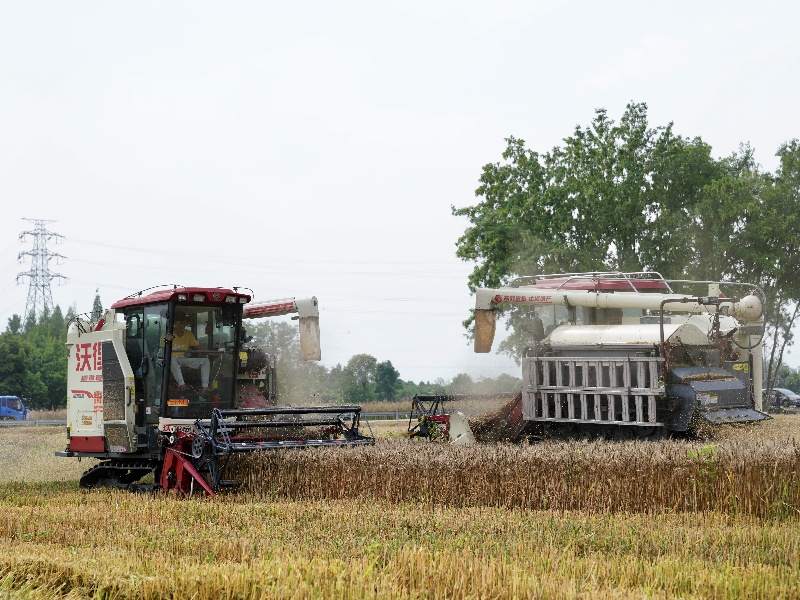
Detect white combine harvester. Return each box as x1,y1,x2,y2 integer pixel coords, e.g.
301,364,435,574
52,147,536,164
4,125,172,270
468,272,768,440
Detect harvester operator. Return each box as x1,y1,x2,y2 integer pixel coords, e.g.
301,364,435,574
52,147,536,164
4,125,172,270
170,316,210,390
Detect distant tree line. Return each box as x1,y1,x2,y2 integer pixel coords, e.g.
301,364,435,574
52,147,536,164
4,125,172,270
246,320,521,404
0,291,106,409
0,302,83,410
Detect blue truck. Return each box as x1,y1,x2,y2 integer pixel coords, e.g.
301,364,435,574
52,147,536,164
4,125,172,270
0,396,28,421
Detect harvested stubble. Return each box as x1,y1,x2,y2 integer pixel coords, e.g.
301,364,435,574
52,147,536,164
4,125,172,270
0,487,798,599
228,436,800,518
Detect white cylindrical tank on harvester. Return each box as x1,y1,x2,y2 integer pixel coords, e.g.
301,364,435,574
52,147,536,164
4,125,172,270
545,322,710,347
475,287,763,323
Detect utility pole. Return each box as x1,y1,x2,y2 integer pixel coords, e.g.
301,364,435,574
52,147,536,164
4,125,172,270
16,218,67,321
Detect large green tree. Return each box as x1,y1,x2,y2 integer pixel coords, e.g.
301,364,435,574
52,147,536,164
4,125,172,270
454,103,726,287
342,354,378,402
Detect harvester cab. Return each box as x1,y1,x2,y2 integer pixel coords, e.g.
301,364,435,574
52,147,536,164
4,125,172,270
58,286,373,495
471,272,769,439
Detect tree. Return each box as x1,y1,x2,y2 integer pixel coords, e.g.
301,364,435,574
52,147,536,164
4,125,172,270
91,290,104,322
472,373,521,395
782,366,800,393
7,304,71,409
342,354,377,402
326,364,348,403
374,360,401,400
454,103,800,366
749,142,800,394
449,373,474,394
246,320,329,402
23,311,36,333
454,104,721,288
0,334,46,404
6,314,21,335
48,305,65,338
399,378,447,398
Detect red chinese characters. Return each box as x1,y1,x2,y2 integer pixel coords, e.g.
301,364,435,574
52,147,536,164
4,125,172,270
493,294,553,305
75,342,103,372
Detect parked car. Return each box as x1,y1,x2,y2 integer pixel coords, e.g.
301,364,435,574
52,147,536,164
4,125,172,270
764,388,800,409
0,396,28,421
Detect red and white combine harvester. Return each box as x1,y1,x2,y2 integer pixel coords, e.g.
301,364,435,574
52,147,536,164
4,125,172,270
462,272,769,440
57,286,373,495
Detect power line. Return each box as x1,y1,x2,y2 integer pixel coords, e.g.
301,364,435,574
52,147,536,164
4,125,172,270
16,218,67,320
68,237,466,267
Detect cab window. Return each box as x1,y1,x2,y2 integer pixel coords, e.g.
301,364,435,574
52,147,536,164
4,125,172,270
165,304,239,419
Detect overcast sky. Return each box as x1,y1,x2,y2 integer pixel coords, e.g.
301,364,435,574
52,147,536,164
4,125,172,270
1,1,798,380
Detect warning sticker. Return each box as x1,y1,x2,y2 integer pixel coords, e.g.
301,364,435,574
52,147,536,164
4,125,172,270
698,392,718,406
81,415,93,426
167,398,189,407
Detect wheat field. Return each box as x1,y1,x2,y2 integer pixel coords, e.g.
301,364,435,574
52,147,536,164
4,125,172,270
228,419,800,518
0,420,796,598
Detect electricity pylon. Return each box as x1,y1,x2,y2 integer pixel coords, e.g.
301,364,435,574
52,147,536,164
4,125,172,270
16,218,67,321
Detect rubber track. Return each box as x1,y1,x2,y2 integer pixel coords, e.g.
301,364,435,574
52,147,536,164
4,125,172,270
79,460,156,489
